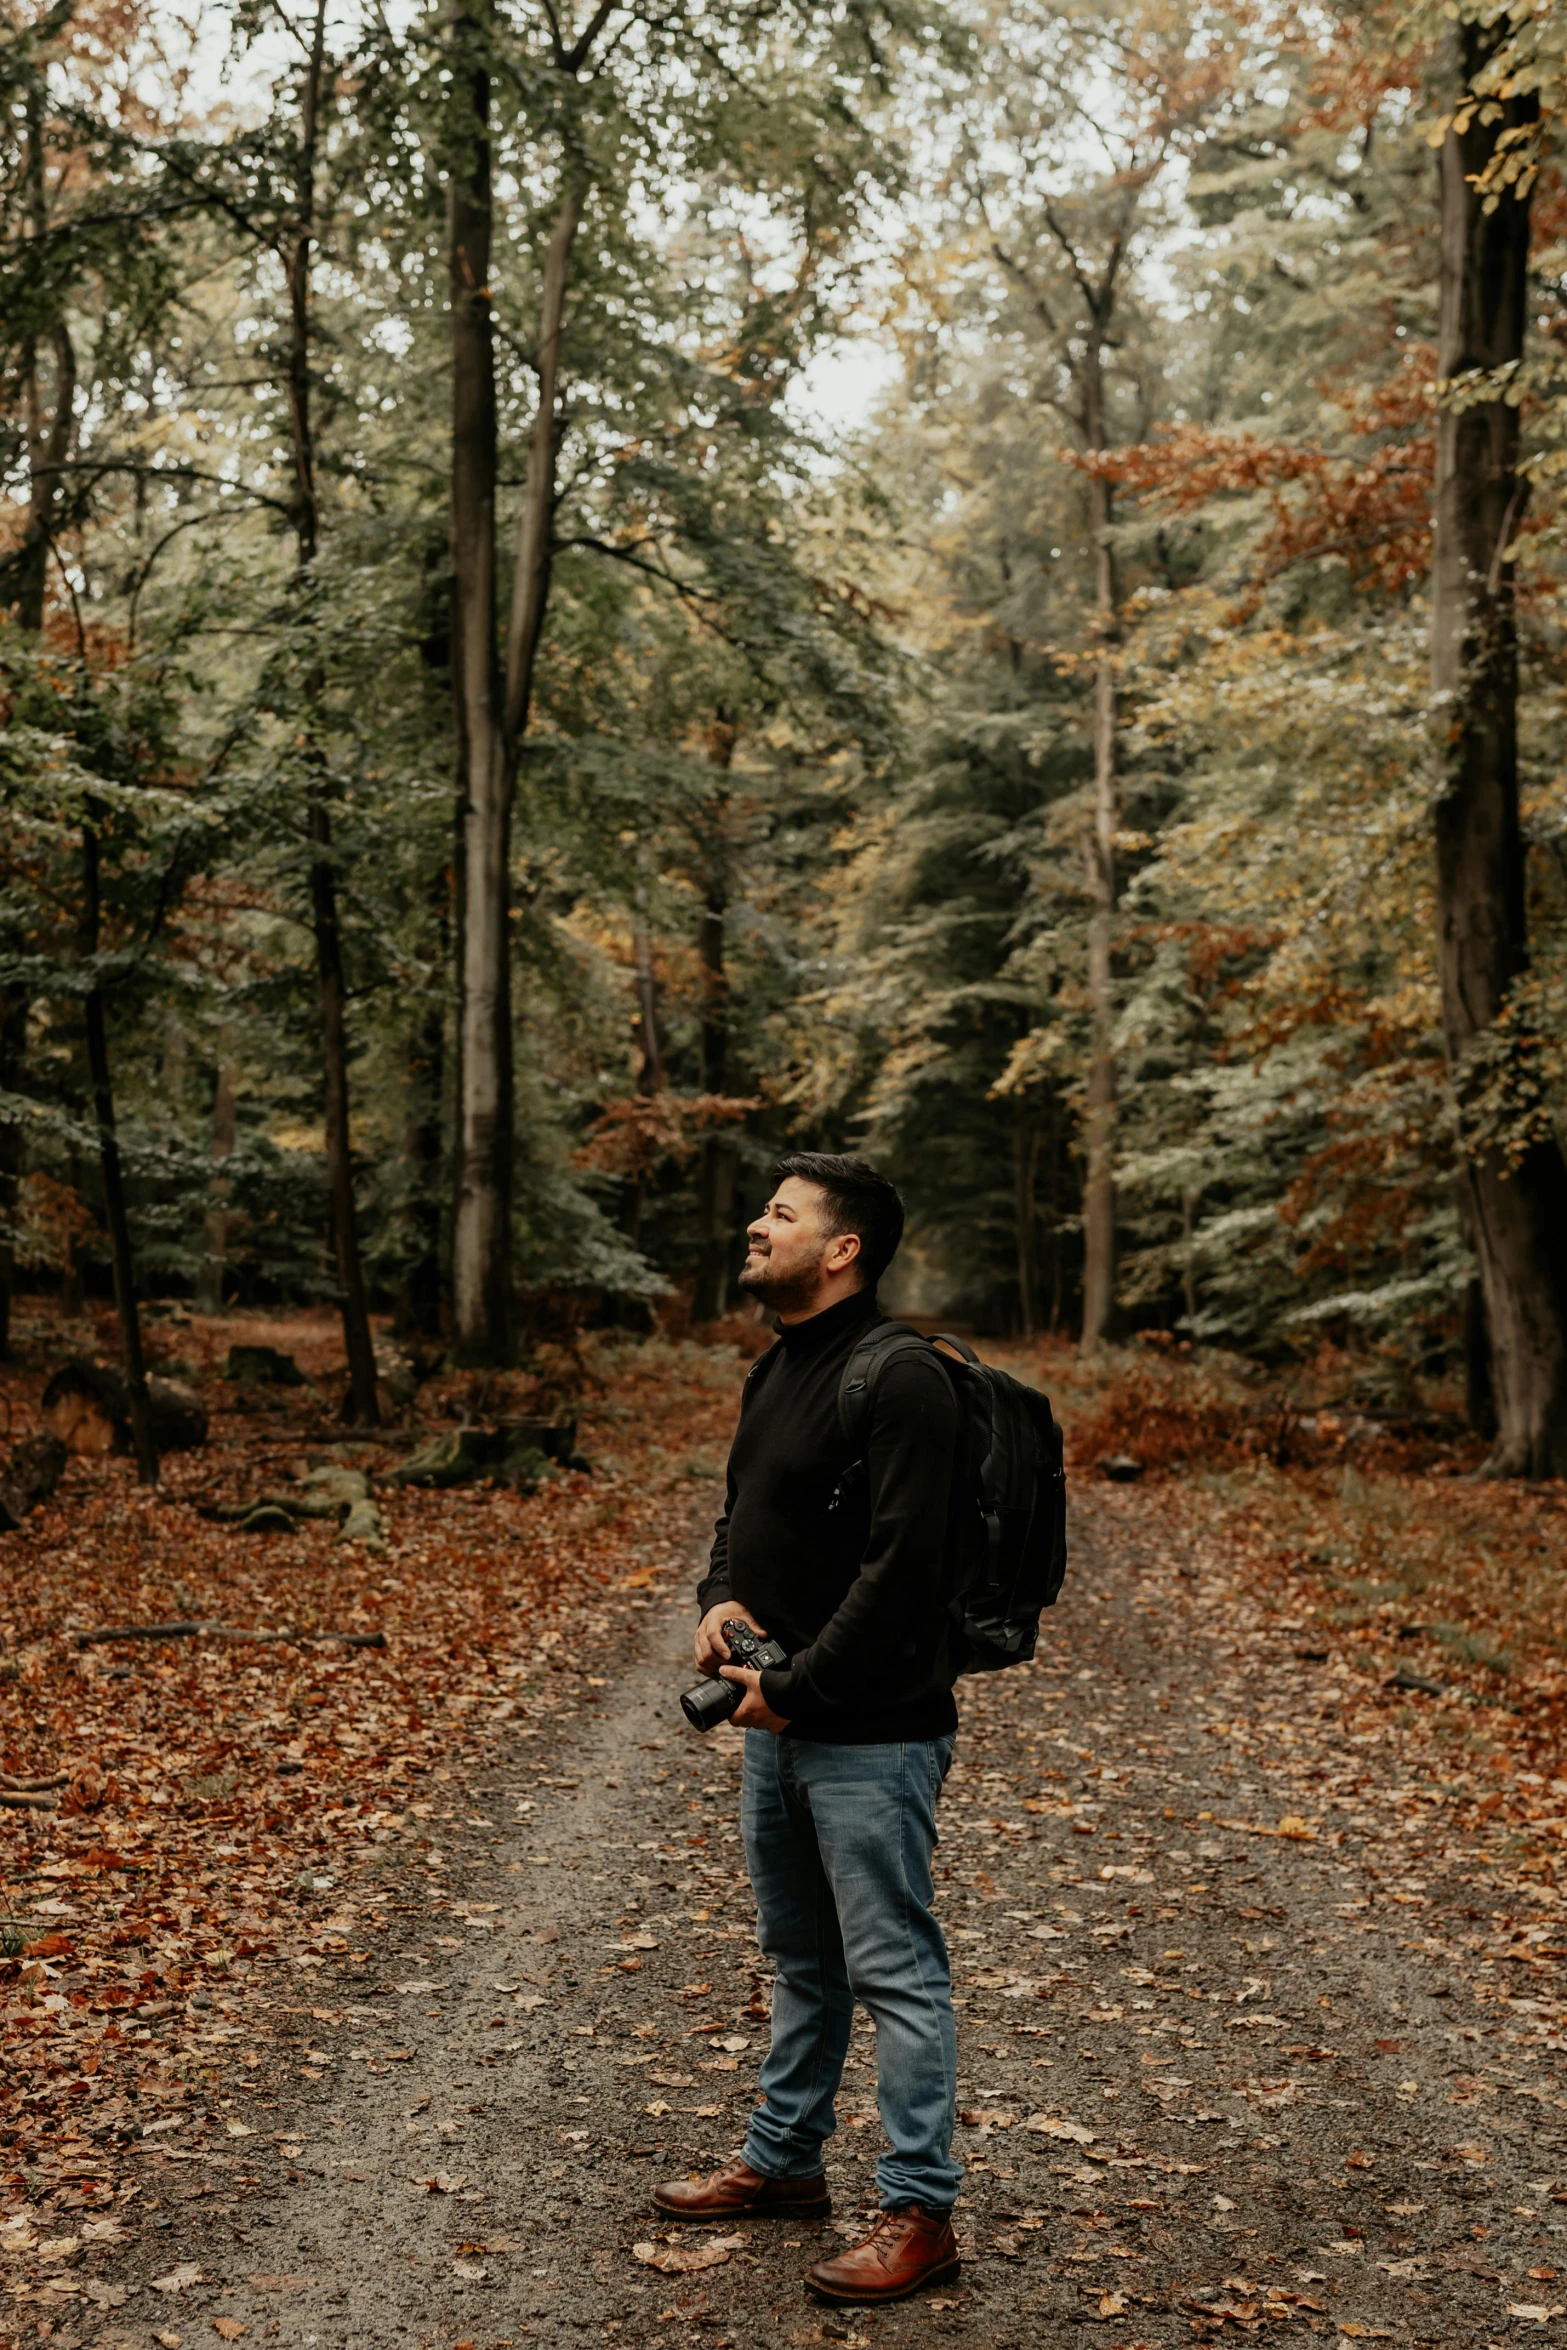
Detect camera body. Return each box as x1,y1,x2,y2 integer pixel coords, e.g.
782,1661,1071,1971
680,1617,790,1732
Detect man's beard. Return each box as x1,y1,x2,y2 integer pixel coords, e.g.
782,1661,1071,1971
738,1248,827,1315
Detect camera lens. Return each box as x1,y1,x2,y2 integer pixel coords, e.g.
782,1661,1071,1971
680,1676,741,1733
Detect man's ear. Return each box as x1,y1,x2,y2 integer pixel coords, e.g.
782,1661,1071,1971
826,1229,863,1276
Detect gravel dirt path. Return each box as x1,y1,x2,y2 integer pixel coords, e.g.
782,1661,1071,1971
73,1490,1567,2350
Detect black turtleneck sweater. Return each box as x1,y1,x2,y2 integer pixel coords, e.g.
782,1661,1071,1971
697,1289,961,1744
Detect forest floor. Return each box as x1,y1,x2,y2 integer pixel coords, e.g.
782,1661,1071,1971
2,1310,1567,2350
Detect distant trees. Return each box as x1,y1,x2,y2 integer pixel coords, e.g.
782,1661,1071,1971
8,0,1567,1467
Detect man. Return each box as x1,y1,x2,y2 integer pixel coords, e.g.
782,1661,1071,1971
652,1152,964,2307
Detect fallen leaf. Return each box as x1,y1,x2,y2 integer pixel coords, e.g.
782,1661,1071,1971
153,2263,203,2294
415,2171,466,2194
213,2322,247,2342
1024,2113,1094,2143
1509,2308,1567,2325
631,2233,744,2276
246,2275,316,2292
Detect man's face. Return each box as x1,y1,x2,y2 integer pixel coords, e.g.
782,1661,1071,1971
738,1177,858,1315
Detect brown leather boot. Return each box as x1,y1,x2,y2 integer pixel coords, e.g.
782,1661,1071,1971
805,2206,960,2304
652,2155,831,2222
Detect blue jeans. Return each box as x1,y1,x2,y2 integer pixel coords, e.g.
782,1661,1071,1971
739,1729,962,2214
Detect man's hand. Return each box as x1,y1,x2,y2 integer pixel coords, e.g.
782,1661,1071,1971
719,1664,790,1734
693,1602,766,1680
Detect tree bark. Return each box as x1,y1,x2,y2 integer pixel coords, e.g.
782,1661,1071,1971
1431,27,1567,1476
79,824,157,1484
286,0,379,1425
1080,330,1118,1350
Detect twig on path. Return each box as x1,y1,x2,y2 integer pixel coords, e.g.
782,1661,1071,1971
0,1772,69,1791
73,1622,386,1650
0,1790,58,1811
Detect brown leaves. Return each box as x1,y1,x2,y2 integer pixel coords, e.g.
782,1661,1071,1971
631,2230,745,2275
0,1309,733,2200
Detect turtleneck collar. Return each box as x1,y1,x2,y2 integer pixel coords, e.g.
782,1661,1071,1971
773,1286,881,1351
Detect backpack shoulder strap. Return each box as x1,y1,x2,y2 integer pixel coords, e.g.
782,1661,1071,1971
836,1319,942,1453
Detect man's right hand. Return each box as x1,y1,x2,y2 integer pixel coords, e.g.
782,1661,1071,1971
694,1602,767,1679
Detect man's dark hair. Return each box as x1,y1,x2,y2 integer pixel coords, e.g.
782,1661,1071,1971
771,1153,906,1288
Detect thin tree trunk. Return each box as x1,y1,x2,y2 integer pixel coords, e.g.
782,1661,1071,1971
1180,1184,1199,1337
692,873,735,1323
309,799,380,1420
693,724,737,1323
11,87,74,631
80,824,157,1484
1431,27,1567,1476
1014,1111,1041,1339
287,0,379,1425
1080,332,1118,1350
448,0,507,1362
502,181,582,751
0,988,28,1357
198,1042,238,1314
395,961,447,1339
632,869,663,1097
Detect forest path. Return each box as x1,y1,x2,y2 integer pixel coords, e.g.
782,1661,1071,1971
96,1491,1564,2350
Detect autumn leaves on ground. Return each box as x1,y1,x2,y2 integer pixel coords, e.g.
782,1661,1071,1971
3,1310,1567,2345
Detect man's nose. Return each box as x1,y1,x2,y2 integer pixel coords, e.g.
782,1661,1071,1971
746,1215,768,1246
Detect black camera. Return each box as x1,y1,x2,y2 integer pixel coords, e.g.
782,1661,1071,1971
680,1618,789,1732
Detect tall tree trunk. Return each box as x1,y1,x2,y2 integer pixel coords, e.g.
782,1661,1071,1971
80,825,157,1483
451,154,583,1359
287,0,379,1425
198,1041,238,1314
448,0,506,1362
1080,333,1118,1350
693,724,737,1323
1431,28,1567,1476
0,988,28,1357
1013,1110,1041,1339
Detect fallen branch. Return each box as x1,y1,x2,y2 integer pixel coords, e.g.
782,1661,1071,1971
74,1622,386,1650
0,1790,57,1811
0,1772,69,1791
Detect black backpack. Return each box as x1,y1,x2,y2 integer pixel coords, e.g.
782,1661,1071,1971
836,1323,1068,1675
